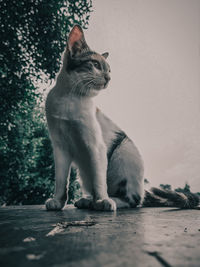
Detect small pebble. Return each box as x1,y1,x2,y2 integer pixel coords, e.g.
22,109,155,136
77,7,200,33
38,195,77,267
26,253,44,260
23,237,36,242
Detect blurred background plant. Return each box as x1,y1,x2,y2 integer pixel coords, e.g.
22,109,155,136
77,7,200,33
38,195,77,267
0,0,92,205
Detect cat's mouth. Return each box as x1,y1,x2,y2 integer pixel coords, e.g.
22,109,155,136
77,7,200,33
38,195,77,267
104,81,109,88
88,79,110,92
92,83,106,90
95,80,110,90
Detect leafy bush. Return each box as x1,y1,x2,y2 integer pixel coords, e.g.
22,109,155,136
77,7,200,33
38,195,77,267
0,0,92,205
175,183,191,193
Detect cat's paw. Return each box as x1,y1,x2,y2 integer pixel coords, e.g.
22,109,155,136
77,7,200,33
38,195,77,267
45,198,65,211
125,193,141,208
92,198,116,211
74,198,92,209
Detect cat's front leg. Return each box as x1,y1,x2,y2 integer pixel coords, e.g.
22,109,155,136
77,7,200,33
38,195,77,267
46,145,71,211
79,141,116,211
92,144,116,211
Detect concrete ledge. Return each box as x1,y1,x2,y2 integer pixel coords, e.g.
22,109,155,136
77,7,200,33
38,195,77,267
0,205,199,267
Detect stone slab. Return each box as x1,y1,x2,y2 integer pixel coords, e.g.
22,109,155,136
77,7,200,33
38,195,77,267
0,205,199,267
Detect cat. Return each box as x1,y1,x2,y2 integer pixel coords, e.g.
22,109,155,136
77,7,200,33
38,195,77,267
45,25,199,211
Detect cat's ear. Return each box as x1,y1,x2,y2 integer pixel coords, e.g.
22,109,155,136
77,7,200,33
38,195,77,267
67,25,89,57
102,52,109,59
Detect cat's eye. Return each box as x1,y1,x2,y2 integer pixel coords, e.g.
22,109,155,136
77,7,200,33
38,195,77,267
92,60,101,70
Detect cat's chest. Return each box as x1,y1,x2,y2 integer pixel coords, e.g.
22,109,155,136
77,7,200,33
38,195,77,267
47,93,96,122
46,93,104,153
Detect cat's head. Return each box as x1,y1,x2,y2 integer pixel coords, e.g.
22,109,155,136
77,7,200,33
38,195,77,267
63,25,111,97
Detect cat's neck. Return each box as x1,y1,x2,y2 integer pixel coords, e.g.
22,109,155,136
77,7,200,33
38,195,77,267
54,68,70,94
53,73,94,104
54,71,97,99
54,53,73,95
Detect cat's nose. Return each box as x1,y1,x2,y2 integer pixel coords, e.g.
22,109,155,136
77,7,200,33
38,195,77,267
104,74,111,84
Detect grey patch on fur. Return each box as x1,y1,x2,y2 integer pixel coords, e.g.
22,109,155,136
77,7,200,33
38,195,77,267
66,51,96,71
118,179,127,187
115,179,141,208
107,131,127,161
115,179,127,198
132,194,141,206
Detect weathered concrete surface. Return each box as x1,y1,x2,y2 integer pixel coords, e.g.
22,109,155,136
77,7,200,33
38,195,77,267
0,205,199,267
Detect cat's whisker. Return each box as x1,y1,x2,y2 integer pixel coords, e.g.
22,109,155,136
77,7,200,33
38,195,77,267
71,78,85,95
73,77,92,88
75,79,94,96
70,74,105,96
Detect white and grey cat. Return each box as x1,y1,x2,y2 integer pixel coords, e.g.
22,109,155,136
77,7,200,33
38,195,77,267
45,25,143,211
45,25,199,211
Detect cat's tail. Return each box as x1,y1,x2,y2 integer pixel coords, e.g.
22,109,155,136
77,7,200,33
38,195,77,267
142,187,200,209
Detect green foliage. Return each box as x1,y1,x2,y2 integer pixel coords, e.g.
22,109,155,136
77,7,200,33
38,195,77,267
159,182,200,195
159,184,172,190
0,0,92,205
1,107,55,205
175,183,191,193
67,168,82,204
